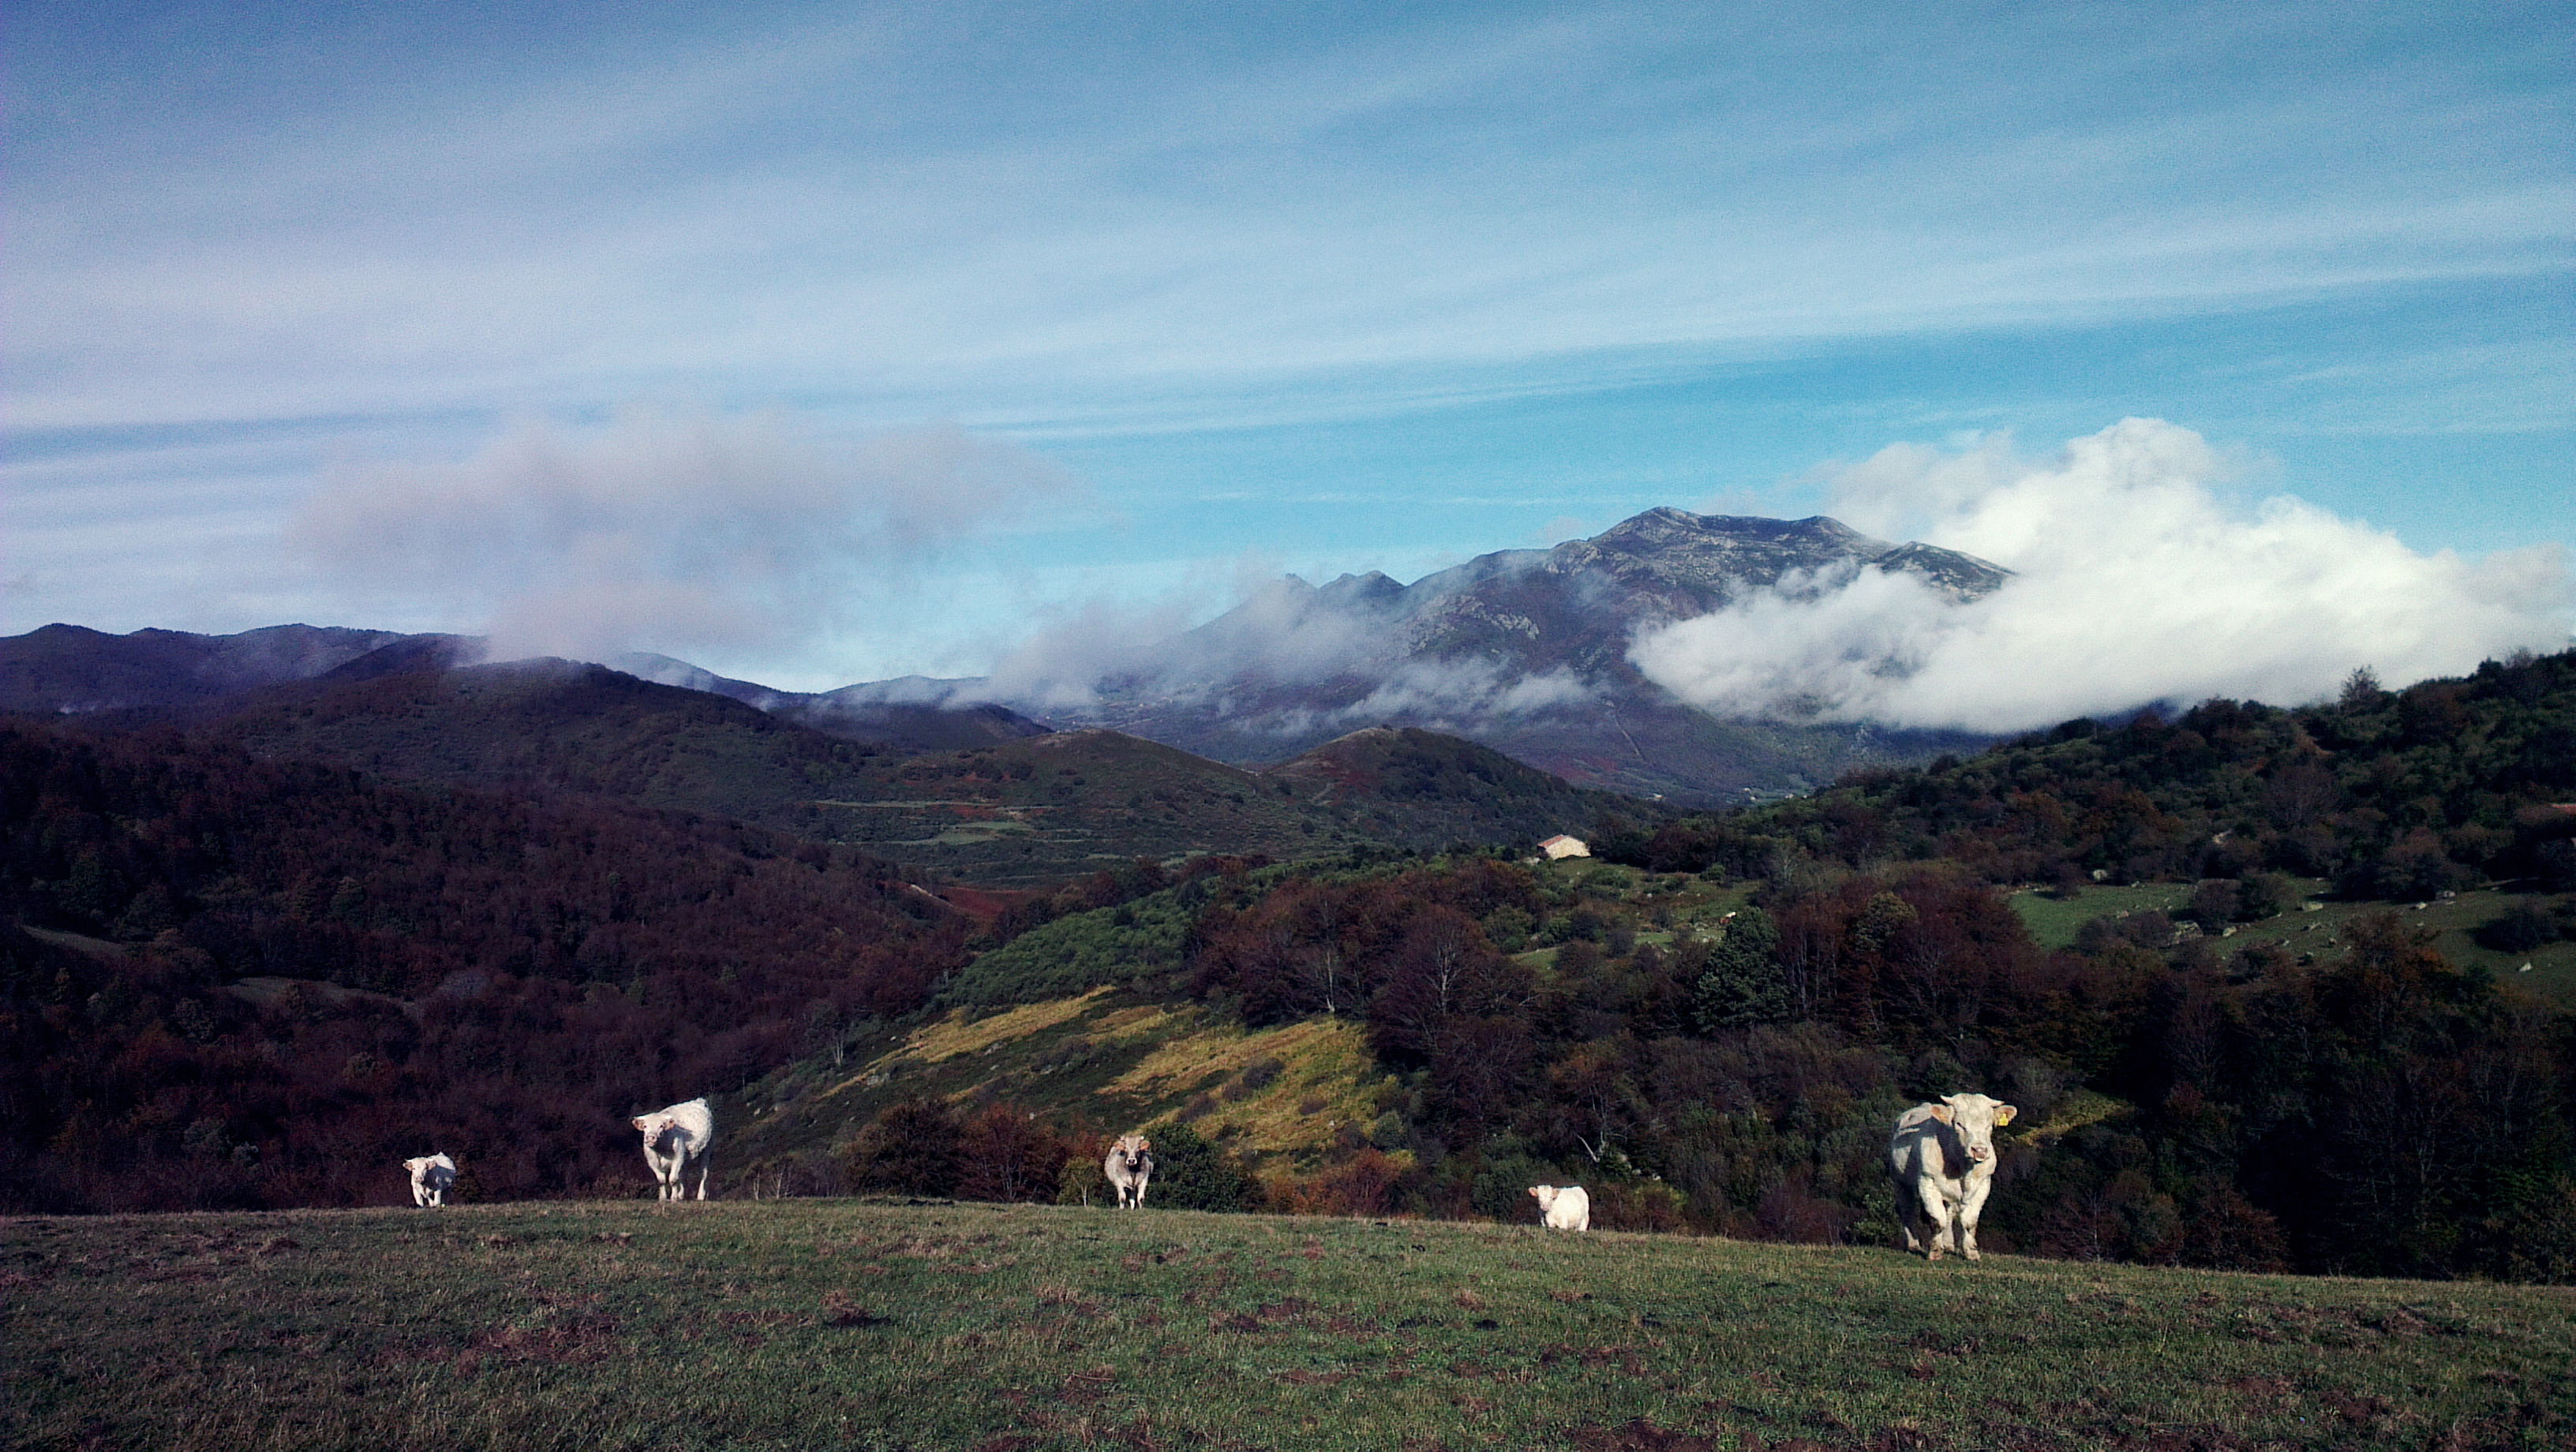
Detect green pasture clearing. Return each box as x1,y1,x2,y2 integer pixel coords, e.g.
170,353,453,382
5,1200,2567,1451
2009,882,2576,1007
2008,882,2196,948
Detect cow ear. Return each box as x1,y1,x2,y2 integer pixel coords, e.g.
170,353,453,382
1136,1140,1149,1151
1995,1104,2018,1125
1928,1103,1956,1125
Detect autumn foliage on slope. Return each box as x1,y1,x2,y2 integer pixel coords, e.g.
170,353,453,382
1176,852,2576,1281
0,722,967,1212
1594,649,2576,895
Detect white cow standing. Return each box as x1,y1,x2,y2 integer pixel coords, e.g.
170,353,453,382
1103,1133,1155,1207
632,1098,715,1201
1528,1184,1591,1231
405,1153,456,1207
1885,1092,2018,1262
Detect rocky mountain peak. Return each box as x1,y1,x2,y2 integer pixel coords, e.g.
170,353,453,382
992,506,2008,802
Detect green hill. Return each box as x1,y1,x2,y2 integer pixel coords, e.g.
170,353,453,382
200,663,1656,885
820,727,1639,886
6,1199,2567,1450
205,655,899,821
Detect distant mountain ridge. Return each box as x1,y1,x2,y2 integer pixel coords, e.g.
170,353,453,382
0,623,410,713
0,637,1642,885
1,509,2006,804
0,627,1046,756
614,653,1046,753
979,510,2007,803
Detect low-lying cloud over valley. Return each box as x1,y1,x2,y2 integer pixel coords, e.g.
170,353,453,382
287,408,2566,745
1629,420,2571,732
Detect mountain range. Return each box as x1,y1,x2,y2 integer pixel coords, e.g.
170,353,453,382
6,640,1641,886
2,509,2006,806
1000,509,2005,801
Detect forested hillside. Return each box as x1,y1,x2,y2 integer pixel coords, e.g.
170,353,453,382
739,650,2576,1284
9,649,2573,1288
192,659,1645,885
0,721,967,1212
1595,649,2576,897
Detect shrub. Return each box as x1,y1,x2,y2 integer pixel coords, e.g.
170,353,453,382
2476,1177,2576,1285
843,1099,963,1196
1593,1180,1690,1233
1132,1121,1262,1212
2233,872,2298,921
1467,1148,1561,1223
2185,881,2237,931
1265,1148,1416,1218
954,1106,1070,1204
1689,905,1787,1031
2477,901,2562,953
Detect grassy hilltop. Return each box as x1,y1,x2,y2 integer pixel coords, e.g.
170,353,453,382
5,1199,2569,1452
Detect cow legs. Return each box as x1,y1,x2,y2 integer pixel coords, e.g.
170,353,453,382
1957,1174,1994,1262
692,1151,710,1201
1912,1181,1957,1260
1891,1183,1927,1254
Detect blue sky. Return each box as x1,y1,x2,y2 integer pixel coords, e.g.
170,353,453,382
6,0,2570,693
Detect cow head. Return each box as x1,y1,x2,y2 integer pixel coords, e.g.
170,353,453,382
1111,1134,1151,1173
633,1113,678,1152
1929,1093,2019,1163
1527,1185,1559,1212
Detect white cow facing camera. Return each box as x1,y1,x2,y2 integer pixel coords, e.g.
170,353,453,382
405,1153,456,1207
1104,1133,1155,1207
1885,1092,2018,1262
632,1098,715,1201
1529,1183,1590,1231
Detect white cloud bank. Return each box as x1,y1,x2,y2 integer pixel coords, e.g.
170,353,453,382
1631,419,2571,733
292,410,1077,664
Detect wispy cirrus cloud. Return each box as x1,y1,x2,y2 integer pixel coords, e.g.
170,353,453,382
11,2,2567,432
6,2,2564,663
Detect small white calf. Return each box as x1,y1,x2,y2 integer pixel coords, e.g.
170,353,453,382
1529,1183,1591,1231
1885,1092,2018,1263
632,1098,715,1201
1104,1133,1155,1207
405,1153,456,1207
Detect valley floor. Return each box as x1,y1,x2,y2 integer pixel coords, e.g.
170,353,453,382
4,1199,2568,1451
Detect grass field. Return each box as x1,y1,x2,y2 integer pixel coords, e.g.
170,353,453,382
2007,882,2576,1008
6,1200,2568,1451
